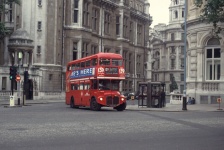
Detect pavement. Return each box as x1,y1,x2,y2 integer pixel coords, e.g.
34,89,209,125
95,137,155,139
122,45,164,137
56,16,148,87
1,99,224,112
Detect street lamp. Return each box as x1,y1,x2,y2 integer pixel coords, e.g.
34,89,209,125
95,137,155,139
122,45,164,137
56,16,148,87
17,51,22,105
182,0,187,110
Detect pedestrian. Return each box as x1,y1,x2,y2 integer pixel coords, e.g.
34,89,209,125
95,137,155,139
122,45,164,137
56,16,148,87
187,97,192,104
161,90,166,107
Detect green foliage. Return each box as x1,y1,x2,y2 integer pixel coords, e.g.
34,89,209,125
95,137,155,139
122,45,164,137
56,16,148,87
194,0,224,34
0,0,20,39
170,75,178,91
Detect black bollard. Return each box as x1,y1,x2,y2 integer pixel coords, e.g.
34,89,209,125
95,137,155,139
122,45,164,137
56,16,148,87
182,96,187,110
18,98,20,105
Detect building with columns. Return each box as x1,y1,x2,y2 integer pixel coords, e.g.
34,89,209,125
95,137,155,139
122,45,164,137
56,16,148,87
149,0,185,94
0,0,152,100
186,0,224,104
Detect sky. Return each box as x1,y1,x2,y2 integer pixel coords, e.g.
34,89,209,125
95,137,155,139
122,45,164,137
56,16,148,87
148,0,170,27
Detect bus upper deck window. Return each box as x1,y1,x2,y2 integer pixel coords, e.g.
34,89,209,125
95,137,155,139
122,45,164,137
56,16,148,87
75,63,80,70
112,59,122,66
71,64,75,70
100,59,110,65
86,60,91,67
92,58,97,66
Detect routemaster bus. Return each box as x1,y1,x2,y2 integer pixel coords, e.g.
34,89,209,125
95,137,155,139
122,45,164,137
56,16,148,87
65,52,126,111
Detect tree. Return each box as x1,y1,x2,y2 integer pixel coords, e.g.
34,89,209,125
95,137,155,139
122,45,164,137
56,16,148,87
170,74,178,92
0,0,20,39
194,0,224,34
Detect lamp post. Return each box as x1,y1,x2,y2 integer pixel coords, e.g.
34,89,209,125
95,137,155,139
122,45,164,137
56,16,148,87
182,0,187,110
17,51,22,105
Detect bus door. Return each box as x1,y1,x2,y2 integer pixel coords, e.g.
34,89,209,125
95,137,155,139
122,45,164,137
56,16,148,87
81,81,91,106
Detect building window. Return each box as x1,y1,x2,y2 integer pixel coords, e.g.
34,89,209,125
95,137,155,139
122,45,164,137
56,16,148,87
91,45,97,54
73,42,78,60
104,12,110,34
2,77,6,90
83,1,89,26
123,50,128,71
129,53,132,73
171,59,175,69
171,46,175,53
37,46,41,54
206,48,221,80
137,54,141,73
37,21,42,30
129,21,133,43
181,46,184,54
116,16,120,35
49,74,53,80
137,24,142,44
38,0,42,6
180,58,184,69
104,48,110,53
180,73,184,81
171,33,175,41
115,49,120,54
174,11,178,18
92,8,98,31
182,9,184,18
73,0,79,23
9,4,13,22
175,0,179,5
181,33,184,40
123,16,128,38
82,42,88,58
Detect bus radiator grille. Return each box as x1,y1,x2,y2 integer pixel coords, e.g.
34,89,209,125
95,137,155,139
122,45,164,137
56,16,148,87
106,96,119,106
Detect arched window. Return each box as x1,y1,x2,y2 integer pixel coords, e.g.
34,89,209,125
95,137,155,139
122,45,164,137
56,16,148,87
174,0,179,5
205,38,221,80
174,11,178,18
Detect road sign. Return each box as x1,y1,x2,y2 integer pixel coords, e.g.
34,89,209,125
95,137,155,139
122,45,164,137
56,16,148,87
16,74,21,82
217,98,222,103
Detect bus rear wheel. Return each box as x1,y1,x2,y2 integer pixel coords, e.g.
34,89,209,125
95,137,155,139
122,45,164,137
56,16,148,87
90,98,101,111
115,102,126,111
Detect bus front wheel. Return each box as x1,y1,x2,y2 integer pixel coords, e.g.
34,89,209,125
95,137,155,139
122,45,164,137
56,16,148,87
90,98,101,111
115,102,126,111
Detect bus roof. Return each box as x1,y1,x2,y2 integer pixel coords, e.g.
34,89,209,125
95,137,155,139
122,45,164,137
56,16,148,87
68,52,123,65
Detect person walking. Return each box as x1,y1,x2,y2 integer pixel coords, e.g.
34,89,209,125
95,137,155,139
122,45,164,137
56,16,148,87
161,90,166,107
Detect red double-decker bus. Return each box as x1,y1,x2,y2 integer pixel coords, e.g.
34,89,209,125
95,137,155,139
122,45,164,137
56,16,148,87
65,52,126,111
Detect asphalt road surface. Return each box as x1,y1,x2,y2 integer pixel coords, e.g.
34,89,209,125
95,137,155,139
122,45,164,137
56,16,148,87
0,102,224,150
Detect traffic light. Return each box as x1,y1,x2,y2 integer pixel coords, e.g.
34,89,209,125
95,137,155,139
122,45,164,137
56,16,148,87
9,66,17,80
24,71,29,83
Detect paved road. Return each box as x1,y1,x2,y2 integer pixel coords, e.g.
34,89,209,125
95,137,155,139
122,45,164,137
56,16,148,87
0,102,224,150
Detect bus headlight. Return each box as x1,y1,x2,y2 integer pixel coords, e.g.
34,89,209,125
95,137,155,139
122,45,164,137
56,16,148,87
121,98,124,101
100,98,103,101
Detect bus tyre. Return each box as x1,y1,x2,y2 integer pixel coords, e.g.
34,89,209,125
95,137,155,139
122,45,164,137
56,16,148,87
70,97,79,109
115,102,126,111
90,98,101,111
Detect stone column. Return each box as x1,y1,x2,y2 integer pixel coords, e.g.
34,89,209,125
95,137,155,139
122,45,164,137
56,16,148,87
176,46,179,69
4,36,10,66
14,51,18,66
23,51,28,67
196,48,203,81
220,46,224,80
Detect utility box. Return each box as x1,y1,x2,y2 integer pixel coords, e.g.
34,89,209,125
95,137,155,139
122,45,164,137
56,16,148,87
138,82,166,108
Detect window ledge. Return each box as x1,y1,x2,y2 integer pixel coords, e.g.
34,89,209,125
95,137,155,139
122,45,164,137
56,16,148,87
37,29,42,32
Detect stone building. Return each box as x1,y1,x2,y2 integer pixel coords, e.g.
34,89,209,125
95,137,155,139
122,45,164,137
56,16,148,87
149,0,185,94
186,0,224,104
0,0,152,100
63,0,152,92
